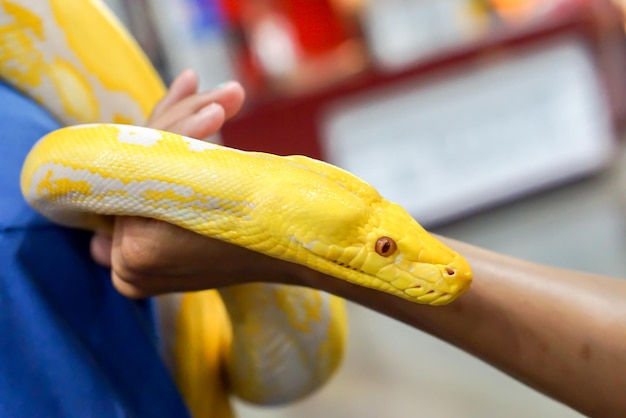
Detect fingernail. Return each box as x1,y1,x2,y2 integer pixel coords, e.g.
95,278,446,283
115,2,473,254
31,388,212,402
169,69,194,89
214,81,234,90
180,68,197,79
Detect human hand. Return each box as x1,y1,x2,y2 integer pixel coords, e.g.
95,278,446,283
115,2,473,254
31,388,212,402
146,69,245,138
89,69,289,297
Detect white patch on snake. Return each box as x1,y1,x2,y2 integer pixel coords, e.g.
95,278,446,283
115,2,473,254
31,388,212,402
67,123,101,130
181,136,221,152
115,125,162,146
27,163,253,229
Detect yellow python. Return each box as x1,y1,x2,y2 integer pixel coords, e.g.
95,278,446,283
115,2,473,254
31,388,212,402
4,0,473,417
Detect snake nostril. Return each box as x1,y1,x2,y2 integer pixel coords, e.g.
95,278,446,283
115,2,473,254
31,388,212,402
445,267,455,276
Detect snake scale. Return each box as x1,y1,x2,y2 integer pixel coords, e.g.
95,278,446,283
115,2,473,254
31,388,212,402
2,1,472,417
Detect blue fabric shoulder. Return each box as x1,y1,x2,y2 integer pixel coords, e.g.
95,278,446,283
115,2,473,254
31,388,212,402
0,82,189,418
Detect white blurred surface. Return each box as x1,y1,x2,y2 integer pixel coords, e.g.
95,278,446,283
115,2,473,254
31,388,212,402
322,37,615,227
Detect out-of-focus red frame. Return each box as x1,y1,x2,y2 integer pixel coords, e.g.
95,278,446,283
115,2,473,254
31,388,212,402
221,0,626,160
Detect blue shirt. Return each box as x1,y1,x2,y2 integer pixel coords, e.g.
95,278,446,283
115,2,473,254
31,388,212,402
0,82,190,417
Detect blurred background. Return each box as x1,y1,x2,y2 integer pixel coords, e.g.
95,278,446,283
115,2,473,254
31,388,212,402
104,0,626,416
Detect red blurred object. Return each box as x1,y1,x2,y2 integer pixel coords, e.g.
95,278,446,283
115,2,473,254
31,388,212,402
280,0,353,56
218,0,364,97
221,0,626,160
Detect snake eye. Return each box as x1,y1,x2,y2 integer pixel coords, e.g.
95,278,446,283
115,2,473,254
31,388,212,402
375,237,397,257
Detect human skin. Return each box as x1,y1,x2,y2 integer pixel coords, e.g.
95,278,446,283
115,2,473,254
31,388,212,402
92,71,626,418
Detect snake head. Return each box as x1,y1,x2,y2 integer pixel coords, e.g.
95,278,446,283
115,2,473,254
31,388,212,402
357,200,473,305
280,166,473,305
258,154,472,306
308,198,472,306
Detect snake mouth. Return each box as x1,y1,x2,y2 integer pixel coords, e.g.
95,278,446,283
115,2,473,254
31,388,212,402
307,239,472,306
334,261,365,273
329,257,472,306
399,259,472,305
403,282,468,305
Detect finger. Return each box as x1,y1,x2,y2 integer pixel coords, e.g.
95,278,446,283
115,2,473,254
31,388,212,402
111,272,227,299
91,233,113,267
111,217,237,277
149,69,199,123
108,217,226,298
166,102,226,140
109,218,218,283
216,81,246,120
108,216,283,298
165,80,245,121
147,81,245,132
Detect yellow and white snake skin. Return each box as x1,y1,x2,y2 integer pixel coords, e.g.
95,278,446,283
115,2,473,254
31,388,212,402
3,1,473,417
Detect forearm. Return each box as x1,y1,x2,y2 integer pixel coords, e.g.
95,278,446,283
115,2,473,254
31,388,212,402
303,237,626,417
428,237,626,417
